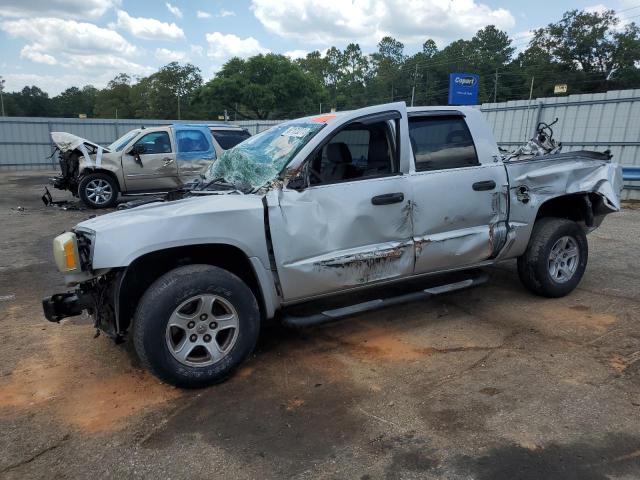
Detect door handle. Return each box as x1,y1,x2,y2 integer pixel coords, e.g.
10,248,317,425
472,180,496,191
162,158,174,166
371,192,404,205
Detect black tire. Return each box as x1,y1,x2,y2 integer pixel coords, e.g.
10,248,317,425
133,264,260,388
78,172,119,209
517,217,588,298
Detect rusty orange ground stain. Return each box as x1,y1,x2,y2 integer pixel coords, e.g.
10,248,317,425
286,398,305,411
539,305,617,334
0,325,180,433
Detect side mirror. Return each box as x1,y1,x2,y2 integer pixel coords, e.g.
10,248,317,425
129,144,145,155
286,174,307,190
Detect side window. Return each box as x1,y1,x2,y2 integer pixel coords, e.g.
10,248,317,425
409,116,478,171
309,121,397,186
134,131,172,154
176,130,210,153
211,129,251,150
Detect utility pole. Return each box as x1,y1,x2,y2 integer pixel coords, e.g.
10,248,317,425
177,94,181,120
523,76,535,141
0,77,5,117
410,64,418,107
493,69,498,103
235,103,238,121
319,102,322,114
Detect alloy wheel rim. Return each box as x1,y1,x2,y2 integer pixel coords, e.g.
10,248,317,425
165,294,240,367
547,236,579,283
85,179,113,205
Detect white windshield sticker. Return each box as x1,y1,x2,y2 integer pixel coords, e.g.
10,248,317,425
281,127,311,138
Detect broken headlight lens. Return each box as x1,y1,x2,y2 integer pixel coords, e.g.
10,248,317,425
53,232,80,272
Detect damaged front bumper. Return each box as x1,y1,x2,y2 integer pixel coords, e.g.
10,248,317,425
42,291,92,322
42,271,121,339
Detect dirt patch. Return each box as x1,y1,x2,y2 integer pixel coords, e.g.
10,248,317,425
538,304,617,334
333,324,427,362
0,325,180,433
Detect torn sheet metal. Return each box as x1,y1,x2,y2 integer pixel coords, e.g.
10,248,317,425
503,151,623,257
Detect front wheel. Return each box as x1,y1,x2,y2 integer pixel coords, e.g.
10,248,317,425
78,172,119,208
133,265,260,388
517,218,588,298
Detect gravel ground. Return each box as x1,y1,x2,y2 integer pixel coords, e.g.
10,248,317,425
0,170,639,480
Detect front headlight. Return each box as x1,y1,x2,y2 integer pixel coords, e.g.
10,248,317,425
53,232,80,273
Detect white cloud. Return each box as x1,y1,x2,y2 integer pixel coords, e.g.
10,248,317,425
190,44,205,56
155,48,187,62
196,10,211,19
166,2,183,18
2,17,137,57
20,45,58,65
284,49,308,60
66,55,154,75
113,9,185,40
205,32,269,61
217,9,236,17
1,17,153,82
0,0,119,19
251,0,515,46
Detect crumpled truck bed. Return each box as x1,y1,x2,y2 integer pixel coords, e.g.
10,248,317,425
502,150,623,258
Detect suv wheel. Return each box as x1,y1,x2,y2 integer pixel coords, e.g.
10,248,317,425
517,217,588,298
133,265,260,388
78,172,119,208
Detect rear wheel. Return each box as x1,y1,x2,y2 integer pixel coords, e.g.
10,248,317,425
517,218,588,298
133,264,260,388
78,172,119,208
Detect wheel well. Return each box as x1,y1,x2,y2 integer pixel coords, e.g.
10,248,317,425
81,168,121,190
116,244,265,334
535,193,600,227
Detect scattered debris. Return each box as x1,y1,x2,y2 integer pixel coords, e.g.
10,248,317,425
42,187,85,211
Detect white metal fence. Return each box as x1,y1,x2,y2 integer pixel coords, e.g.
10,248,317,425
1,88,638,198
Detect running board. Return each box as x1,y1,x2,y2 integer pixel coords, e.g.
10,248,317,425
281,272,489,328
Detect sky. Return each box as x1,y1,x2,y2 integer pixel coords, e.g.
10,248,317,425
0,0,638,95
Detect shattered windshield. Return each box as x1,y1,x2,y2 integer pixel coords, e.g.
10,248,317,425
108,129,140,152
205,121,324,190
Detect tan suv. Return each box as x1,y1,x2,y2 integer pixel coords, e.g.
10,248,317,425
49,123,250,208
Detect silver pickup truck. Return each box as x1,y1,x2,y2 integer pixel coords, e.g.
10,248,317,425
42,102,623,388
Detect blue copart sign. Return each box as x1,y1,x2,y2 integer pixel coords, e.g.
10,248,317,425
448,73,479,105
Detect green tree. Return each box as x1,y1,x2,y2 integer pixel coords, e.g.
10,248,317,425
94,74,134,118
532,9,640,79
195,54,324,119
10,86,52,116
52,85,97,117
133,62,202,119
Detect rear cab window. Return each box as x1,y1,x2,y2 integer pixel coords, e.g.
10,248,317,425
211,129,251,150
409,115,479,171
176,129,210,153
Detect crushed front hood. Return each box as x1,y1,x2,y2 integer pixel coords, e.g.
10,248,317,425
51,132,110,153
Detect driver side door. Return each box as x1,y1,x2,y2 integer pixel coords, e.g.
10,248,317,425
121,130,180,192
266,108,415,302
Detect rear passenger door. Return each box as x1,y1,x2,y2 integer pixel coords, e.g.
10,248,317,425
175,126,217,183
408,112,508,274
